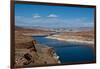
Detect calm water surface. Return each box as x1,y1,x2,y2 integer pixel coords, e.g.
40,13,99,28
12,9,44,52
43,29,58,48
32,36,95,63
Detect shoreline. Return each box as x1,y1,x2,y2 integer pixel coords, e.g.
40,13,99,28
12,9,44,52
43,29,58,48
15,30,61,67
35,44,61,64
46,36,94,44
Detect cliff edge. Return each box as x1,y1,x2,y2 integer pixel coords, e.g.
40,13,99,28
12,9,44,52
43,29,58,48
14,31,60,68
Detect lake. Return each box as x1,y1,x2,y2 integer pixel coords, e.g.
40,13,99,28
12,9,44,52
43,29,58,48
32,36,95,63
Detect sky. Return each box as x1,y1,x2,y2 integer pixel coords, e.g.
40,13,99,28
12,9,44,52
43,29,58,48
15,3,95,28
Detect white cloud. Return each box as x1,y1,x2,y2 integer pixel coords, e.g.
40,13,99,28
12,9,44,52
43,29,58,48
33,14,41,18
47,14,58,18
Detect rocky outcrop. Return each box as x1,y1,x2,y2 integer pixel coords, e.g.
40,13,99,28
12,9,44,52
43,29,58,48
14,31,60,68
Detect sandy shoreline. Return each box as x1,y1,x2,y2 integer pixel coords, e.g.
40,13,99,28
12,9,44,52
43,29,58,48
46,36,94,44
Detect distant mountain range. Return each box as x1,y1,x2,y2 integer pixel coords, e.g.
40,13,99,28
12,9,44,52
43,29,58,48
15,26,24,29
15,25,94,32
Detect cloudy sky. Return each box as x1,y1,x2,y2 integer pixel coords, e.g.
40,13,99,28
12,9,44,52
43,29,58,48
15,4,95,28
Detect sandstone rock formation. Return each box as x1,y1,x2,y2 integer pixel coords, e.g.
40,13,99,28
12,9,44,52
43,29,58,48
14,30,59,68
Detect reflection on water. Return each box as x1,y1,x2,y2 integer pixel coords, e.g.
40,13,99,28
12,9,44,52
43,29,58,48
32,36,95,63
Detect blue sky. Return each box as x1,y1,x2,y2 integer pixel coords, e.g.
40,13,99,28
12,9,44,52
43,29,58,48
15,3,95,28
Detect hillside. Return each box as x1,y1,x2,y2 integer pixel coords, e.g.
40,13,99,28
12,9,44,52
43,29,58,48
14,29,59,68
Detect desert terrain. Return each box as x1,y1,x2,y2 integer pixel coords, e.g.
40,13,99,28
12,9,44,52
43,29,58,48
14,26,94,67
46,30,94,44
14,28,60,68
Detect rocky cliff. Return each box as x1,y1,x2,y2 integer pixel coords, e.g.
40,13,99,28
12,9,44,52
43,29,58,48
14,31,60,68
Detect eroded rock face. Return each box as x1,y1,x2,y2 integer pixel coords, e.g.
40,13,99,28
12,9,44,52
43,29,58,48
15,48,39,67
14,31,59,68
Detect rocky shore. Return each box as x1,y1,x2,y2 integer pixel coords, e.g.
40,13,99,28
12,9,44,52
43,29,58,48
46,35,94,44
46,31,94,45
14,27,94,67
15,30,60,68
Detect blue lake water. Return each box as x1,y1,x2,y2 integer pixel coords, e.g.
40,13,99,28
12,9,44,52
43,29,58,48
32,36,95,63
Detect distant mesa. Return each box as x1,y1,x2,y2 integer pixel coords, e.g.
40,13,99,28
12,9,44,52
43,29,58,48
15,25,93,32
